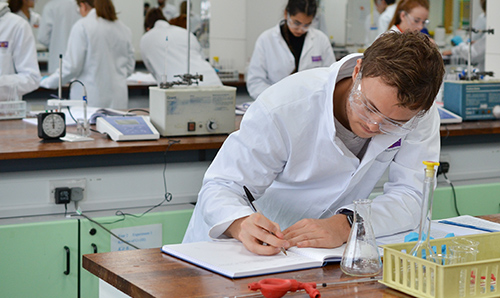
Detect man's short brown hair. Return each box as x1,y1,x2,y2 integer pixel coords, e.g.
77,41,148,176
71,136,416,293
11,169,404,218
361,31,444,112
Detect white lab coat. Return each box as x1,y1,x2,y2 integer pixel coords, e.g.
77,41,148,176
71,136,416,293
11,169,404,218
183,53,441,243
388,24,402,33
377,3,397,35
15,8,40,29
37,0,81,73
0,3,41,98
162,3,179,21
246,23,335,100
140,20,221,86
40,9,135,109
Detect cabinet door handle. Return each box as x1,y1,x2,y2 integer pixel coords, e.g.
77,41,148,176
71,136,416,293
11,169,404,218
63,246,70,275
91,243,98,254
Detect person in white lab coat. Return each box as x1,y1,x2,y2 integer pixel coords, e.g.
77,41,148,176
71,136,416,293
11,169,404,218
37,0,81,73
246,0,335,100
376,0,396,35
0,2,41,98
157,0,178,21
40,0,135,109
442,0,487,71
140,8,221,86
8,0,40,30
387,0,429,34
183,31,445,256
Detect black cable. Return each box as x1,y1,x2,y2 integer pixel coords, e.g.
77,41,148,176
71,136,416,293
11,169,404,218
76,210,140,249
442,171,460,216
66,106,77,124
164,139,180,202
73,139,180,233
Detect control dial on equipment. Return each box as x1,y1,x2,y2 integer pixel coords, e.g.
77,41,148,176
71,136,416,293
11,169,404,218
493,105,500,119
206,120,218,132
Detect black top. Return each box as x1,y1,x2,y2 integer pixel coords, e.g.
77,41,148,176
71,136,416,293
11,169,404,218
280,21,306,74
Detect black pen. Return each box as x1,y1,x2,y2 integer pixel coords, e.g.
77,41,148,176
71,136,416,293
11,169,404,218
243,185,287,256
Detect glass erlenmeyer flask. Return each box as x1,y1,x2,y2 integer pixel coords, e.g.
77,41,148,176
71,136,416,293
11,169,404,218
340,199,382,276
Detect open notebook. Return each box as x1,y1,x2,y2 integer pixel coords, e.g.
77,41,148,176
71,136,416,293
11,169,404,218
161,240,345,279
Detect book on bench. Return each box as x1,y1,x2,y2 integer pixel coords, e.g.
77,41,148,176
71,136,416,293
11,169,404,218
161,240,345,279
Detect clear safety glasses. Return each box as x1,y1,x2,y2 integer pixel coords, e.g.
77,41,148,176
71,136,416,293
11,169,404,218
286,13,311,32
348,73,422,136
404,11,430,29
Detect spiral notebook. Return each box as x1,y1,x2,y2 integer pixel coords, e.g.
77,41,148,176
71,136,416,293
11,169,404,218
161,240,345,279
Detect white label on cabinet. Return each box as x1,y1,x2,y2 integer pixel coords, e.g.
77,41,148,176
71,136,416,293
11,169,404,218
110,224,162,251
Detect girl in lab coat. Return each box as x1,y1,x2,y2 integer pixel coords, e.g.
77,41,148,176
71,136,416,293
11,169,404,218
0,2,41,99
8,0,40,30
140,8,221,86
37,0,81,73
387,0,430,34
246,0,335,100
40,0,135,109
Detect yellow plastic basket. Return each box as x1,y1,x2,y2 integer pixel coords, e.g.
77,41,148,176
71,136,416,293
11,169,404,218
380,232,500,298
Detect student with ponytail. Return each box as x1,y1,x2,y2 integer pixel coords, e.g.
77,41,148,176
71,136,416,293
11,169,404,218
40,0,135,109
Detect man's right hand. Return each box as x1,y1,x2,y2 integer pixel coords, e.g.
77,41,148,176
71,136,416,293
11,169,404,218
224,213,290,256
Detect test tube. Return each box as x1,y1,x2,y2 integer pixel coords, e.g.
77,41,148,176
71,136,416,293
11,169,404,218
470,269,477,296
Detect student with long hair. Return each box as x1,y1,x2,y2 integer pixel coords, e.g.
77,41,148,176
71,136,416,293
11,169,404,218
387,0,430,33
8,0,41,31
40,0,135,109
246,0,335,100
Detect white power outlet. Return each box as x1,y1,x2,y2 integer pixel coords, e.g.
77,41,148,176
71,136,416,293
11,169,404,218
49,178,86,203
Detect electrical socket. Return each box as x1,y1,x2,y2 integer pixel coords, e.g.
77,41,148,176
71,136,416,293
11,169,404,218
438,153,451,176
50,178,86,204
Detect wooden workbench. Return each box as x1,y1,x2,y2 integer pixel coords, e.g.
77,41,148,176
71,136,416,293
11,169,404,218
2,116,500,161
82,215,500,298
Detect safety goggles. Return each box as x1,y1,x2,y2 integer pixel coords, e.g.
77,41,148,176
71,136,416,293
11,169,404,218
348,73,422,136
404,11,430,28
286,13,311,32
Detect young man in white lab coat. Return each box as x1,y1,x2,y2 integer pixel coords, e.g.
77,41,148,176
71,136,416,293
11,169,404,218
183,31,445,256
37,0,81,73
0,2,41,98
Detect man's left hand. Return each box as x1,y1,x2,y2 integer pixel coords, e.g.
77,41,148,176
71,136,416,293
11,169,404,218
282,214,351,248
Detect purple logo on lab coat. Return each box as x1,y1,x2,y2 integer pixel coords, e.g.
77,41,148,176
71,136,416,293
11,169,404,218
388,139,402,149
0,41,8,48
311,55,322,62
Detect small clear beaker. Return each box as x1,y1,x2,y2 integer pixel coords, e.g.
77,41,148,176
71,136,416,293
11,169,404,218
429,253,458,265
449,238,480,264
340,199,382,277
158,75,168,88
0,84,18,101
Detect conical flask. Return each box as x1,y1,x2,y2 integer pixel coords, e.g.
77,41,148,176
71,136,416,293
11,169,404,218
340,199,382,276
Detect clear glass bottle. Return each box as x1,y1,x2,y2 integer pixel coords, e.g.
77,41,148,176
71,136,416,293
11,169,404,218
340,199,382,276
410,161,440,260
